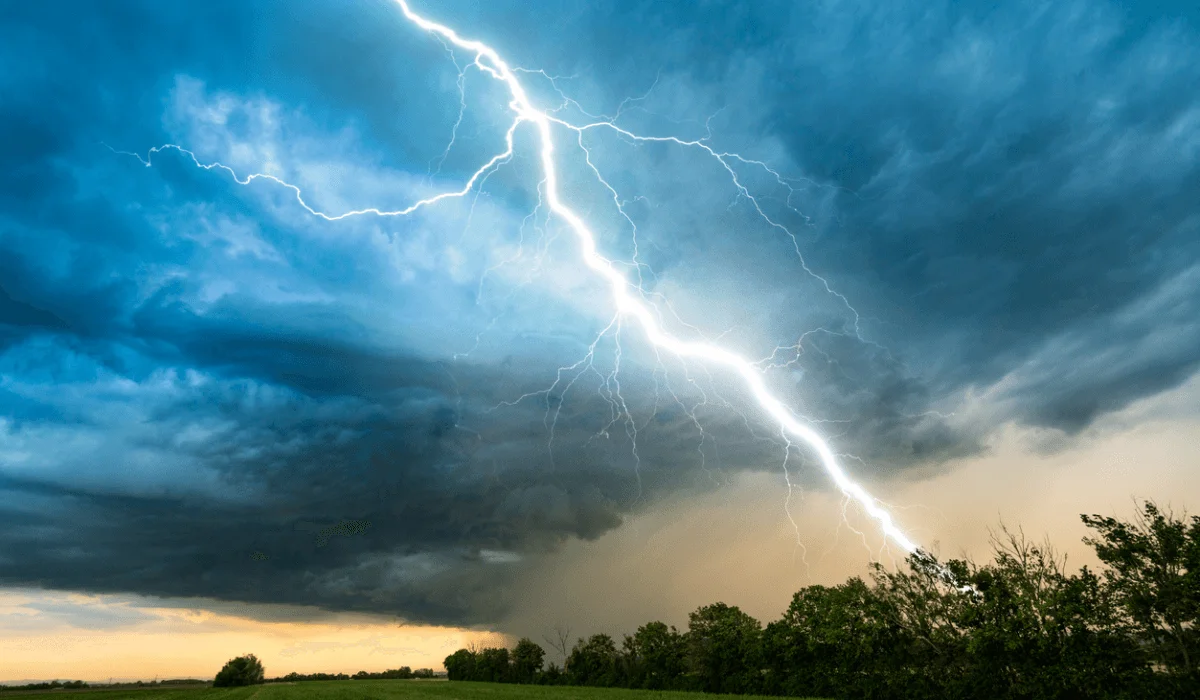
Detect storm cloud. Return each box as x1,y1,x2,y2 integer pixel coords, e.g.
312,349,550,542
2,0,1199,626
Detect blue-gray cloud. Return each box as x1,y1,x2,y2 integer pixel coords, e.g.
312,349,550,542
1,0,1198,625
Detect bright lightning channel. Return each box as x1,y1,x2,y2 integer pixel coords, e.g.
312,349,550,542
122,0,924,559
391,0,919,556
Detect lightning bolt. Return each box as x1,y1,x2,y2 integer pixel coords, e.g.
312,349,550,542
119,0,924,560
391,0,919,556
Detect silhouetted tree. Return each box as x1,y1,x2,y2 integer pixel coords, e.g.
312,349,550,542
475,647,512,683
213,654,265,687
764,577,905,698
443,648,477,681
1084,501,1200,695
512,638,546,683
543,624,572,663
567,634,620,687
623,621,686,690
685,603,763,694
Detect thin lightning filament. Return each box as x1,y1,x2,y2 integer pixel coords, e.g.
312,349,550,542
120,1,924,559
390,0,919,555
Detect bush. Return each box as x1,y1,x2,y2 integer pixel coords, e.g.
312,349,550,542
213,654,265,687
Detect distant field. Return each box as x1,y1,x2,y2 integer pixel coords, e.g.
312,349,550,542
2,681,829,700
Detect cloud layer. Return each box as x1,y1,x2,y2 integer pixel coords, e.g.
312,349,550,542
2,0,1198,626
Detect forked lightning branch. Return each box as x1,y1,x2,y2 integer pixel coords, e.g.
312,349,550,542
118,0,923,559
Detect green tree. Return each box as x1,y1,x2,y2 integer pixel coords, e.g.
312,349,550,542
212,654,265,687
684,603,763,694
1084,501,1200,690
957,529,1149,699
866,530,1153,700
512,638,546,683
475,647,512,683
623,621,685,690
866,552,972,696
567,634,620,687
765,578,904,698
443,648,477,681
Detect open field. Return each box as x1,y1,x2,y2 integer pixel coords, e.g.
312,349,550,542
2,681,830,700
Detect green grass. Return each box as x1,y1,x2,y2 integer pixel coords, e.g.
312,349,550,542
3,681,829,700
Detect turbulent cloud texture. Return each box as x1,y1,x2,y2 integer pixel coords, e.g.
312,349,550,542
2,0,1198,625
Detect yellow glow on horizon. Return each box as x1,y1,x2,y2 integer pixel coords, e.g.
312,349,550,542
0,591,508,683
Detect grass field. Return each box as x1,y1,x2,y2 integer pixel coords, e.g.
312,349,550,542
1,681,829,700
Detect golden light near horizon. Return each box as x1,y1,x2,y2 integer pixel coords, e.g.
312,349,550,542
0,590,507,683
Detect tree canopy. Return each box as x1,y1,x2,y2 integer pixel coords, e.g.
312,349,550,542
212,654,265,688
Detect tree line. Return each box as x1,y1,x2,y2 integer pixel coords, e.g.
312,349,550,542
0,680,89,692
445,501,1199,700
211,653,438,687
267,667,436,682
0,679,209,692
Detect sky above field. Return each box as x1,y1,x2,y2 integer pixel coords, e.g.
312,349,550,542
3,0,1200,683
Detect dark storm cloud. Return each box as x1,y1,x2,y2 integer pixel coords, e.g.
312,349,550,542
0,334,776,623
489,0,1200,437
2,0,1199,626
0,0,645,624
747,0,1200,433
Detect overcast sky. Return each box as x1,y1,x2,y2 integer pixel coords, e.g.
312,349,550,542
3,0,1200,682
